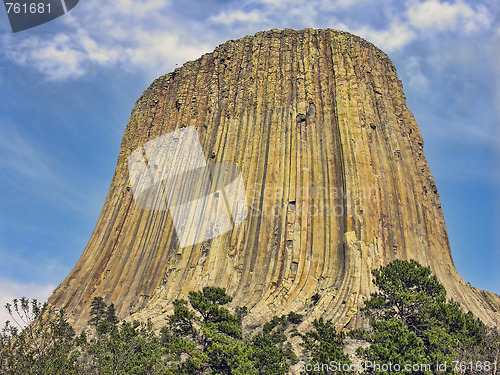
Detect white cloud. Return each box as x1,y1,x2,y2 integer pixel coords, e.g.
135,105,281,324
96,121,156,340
404,56,430,90
348,22,416,52
246,0,367,10
1,0,496,81
111,0,166,17
125,30,211,68
2,0,212,81
407,0,492,32
0,278,55,328
209,10,265,26
334,0,364,6
4,33,86,80
76,30,121,65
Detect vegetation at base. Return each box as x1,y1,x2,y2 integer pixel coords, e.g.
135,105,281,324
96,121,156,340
160,286,298,374
0,298,77,374
0,287,305,374
0,260,498,374
294,317,351,374
350,259,500,374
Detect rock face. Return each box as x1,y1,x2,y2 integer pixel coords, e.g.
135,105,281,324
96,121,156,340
49,29,500,332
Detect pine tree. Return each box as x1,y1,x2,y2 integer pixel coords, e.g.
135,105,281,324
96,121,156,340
352,260,500,375
88,297,107,327
296,317,350,375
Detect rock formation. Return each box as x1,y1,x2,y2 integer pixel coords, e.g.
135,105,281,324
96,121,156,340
48,28,500,332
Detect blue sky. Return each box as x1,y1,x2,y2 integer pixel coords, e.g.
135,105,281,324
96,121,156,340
0,0,498,324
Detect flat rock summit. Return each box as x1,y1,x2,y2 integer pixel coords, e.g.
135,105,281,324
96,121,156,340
49,28,500,332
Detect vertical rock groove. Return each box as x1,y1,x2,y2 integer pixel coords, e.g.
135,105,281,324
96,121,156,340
49,29,500,331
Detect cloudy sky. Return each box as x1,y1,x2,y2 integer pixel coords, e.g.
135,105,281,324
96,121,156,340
0,0,498,324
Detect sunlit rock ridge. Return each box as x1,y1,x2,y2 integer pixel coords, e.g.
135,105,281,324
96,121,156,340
49,28,500,332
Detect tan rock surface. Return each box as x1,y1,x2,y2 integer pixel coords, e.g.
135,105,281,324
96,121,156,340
48,28,500,332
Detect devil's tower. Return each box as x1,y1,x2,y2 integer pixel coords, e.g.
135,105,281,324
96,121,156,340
49,29,500,332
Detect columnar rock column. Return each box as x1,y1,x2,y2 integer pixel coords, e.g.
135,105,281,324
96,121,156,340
49,29,500,332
